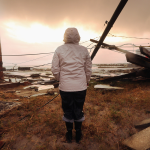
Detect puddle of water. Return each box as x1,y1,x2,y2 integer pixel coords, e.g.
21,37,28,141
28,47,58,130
4,78,22,83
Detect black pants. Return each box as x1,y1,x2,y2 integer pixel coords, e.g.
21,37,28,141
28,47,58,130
60,90,86,122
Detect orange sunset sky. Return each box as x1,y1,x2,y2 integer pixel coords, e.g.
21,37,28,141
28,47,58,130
0,0,150,67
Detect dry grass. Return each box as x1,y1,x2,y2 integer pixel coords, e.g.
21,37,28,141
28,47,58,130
1,79,150,149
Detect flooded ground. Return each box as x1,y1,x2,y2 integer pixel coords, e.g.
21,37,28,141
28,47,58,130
92,64,139,77
3,64,139,83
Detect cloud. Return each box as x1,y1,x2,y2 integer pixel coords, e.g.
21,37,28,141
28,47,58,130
1,0,150,65
0,0,150,36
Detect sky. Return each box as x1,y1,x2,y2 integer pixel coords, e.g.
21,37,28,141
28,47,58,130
0,0,150,67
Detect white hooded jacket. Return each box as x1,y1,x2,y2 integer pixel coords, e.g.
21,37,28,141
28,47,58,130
51,28,92,91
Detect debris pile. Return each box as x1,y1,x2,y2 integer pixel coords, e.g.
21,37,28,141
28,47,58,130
0,70,59,116
91,39,150,82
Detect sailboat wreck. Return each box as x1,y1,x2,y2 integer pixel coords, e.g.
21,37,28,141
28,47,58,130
90,39,150,81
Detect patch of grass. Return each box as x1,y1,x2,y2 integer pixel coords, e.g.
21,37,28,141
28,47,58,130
1,80,150,149
110,110,122,124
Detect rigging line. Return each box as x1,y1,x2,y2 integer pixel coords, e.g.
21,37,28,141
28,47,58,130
31,63,52,68
80,21,107,45
85,38,99,48
80,36,101,45
79,22,107,45
86,42,95,48
88,45,95,54
0,63,52,71
117,43,150,47
17,53,53,65
109,33,150,40
19,93,60,121
80,40,91,44
3,53,53,65
0,52,54,56
116,43,137,47
36,93,60,111
3,62,16,65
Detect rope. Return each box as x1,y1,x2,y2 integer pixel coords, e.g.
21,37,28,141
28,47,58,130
19,93,60,121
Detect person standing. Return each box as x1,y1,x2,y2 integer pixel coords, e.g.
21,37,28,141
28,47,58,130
51,27,92,143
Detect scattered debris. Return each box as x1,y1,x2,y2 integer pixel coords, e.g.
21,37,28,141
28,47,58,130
30,93,47,97
5,90,16,93
94,84,124,90
12,99,19,101
53,82,59,88
38,85,54,91
23,85,35,89
0,101,22,116
47,89,55,95
27,77,43,82
123,127,150,150
91,39,150,81
30,73,40,77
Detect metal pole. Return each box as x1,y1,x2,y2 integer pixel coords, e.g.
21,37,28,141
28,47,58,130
0,39,4,80
91,0,128,60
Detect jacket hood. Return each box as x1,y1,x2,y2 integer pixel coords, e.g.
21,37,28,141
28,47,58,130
63,28,80,44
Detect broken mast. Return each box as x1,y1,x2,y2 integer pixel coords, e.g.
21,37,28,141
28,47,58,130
91,0,128,60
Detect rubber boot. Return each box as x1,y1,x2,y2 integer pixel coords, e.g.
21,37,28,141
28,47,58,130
65,122,73,143
75,121,82,143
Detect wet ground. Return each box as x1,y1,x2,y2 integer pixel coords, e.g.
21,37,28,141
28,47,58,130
0,65,138,117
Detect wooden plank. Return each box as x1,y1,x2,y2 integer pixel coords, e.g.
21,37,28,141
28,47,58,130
94,84,124,90
123,127,150,150
135,118,150,129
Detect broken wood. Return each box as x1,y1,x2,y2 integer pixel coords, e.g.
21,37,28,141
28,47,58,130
94,84,124,90
123,126,150,150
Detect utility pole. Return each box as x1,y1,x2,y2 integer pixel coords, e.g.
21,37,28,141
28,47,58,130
91,0,128,60
0,39,4,80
